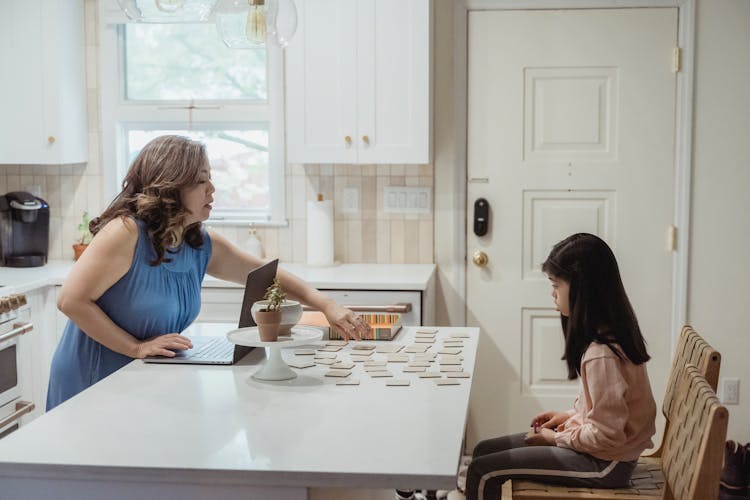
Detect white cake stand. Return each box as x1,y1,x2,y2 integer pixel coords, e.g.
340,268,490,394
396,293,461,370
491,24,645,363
226,325,323,381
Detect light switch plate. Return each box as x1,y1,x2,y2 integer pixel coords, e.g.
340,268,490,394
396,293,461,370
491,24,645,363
383,186,431,214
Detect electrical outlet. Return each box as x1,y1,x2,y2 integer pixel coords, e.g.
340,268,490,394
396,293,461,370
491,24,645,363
341,187,359,214
721,378,740,405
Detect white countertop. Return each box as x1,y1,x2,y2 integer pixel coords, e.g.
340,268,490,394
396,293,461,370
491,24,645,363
0,261,436,296
0,325,478,493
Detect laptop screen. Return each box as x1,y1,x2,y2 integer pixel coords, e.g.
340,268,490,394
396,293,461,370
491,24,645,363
238,259,279,328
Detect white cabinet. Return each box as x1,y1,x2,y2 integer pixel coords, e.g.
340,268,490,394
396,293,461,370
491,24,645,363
286,0,431,164
199,287,429,326
0,0,87,165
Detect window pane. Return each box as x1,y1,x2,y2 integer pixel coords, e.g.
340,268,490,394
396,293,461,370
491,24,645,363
126,129,270,217
124,24,267,101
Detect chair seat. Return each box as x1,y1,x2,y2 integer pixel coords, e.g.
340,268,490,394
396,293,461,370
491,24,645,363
510,457,665,499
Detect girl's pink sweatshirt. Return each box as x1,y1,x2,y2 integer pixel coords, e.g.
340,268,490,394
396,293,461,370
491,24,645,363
554,342,657,462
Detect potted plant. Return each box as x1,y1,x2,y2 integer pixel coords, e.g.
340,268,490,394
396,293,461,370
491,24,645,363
254,277,286,341
73,211,92,261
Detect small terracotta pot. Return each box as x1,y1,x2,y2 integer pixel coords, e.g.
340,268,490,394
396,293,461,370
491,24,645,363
73,243,89,261
255,309,282,342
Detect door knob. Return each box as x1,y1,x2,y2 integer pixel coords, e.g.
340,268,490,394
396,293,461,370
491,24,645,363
344,136,352,146
472,250,488,267
362,135,369,145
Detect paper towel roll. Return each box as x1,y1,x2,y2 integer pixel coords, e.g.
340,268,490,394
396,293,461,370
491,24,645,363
306,199,334,266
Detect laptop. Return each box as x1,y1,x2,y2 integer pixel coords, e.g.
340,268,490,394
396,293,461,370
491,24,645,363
144,259,279,365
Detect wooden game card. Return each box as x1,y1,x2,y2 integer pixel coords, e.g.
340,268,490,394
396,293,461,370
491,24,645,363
364,360,387,367
287,360,315,369
331,361,355,370
446,372,471,378
408,361,431,367
405,345,429,353
442,340,464,346
414,333,437,338
437,348,462,355
314,352,337,359
376,344,404,353
416,328,439,334
440,365,464,372
449,333,470,338
336,379,360,386
319,345,343,352
386,354,410,363
435,379,460,386
315,358,337,365
364,365,388,372
386,379,411,387
350,355,371,363
413,352,437,361
438,356,463,365
352,343,377,351
326,340,348,346
325,369,352,378
418,372,442,378
368,371,393,378
414,338,436,344
402,366,426,373
294,349,316,355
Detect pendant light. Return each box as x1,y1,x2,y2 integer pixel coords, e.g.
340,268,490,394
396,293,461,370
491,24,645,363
215,0,297,49
116,0,218,22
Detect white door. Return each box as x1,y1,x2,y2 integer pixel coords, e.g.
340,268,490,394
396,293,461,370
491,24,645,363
466,8,677,447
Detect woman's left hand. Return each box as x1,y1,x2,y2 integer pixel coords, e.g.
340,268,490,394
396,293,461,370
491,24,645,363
524,428,557,446
322,302,371,340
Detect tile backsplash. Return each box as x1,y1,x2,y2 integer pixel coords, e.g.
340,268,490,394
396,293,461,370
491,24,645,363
0,0,433,265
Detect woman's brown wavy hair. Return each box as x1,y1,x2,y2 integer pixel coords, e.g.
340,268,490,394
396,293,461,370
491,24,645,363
90,135,207,266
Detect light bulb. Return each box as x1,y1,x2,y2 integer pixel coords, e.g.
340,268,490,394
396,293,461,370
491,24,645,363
155,0,186,13
245,0,267,46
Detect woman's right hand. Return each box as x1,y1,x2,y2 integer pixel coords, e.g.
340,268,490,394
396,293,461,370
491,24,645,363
530,411,569,431
134,334,193,359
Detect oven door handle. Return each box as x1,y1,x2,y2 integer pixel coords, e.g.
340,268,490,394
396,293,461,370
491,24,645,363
301,303,412,313
0,322,33,343
0,400,35,430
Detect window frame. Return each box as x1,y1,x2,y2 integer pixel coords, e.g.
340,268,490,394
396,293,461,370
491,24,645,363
99,15,287,226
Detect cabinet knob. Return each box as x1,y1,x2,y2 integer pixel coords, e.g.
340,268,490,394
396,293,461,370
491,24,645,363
344,135,352,145
48,136,56,144
362,135,370,145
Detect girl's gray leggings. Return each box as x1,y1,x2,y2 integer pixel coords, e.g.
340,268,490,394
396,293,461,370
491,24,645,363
465,432,637,500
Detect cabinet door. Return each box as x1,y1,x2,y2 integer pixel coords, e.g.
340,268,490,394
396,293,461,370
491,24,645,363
286,0,358,164
0,0,86,165
356,0,431,164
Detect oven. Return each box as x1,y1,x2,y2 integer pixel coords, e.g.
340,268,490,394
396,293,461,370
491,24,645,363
0,294,34,439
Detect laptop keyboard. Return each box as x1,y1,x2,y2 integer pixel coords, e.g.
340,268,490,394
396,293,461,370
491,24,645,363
189,338,234,360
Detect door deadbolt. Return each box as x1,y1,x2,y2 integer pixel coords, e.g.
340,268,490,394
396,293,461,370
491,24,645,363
473,198,489,236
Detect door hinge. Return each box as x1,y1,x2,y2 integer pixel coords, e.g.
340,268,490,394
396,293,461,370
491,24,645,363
673,47,682,73
667,225,677,252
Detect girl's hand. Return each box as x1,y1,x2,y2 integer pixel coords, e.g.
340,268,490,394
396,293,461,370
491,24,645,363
530,411,569,431
134,334,193,358
322,302,371,340
524,427,556,446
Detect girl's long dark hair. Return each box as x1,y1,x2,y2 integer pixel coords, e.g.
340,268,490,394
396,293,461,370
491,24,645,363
541,233,650,379
90,135,206,266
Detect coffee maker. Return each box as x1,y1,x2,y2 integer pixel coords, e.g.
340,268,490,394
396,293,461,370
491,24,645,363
0,191,50,267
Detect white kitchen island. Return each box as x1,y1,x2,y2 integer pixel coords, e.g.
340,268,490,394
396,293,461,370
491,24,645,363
0,324,478,500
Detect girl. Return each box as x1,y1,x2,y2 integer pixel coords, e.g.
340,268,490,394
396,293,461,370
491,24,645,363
47,135,370,410
465,233,657,500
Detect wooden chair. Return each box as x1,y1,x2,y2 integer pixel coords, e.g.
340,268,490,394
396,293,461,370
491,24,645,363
505,325,724,500
507,364,728,499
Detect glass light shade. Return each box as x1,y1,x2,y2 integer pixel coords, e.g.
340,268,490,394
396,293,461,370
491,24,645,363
215,0,297,49
116,0,218,22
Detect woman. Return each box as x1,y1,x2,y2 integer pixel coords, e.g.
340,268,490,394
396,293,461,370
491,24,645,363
464,233,657,500
47,135,370,410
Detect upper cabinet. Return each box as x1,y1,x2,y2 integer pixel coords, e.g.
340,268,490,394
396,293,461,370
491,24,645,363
286,0,431,165
0,0,87,165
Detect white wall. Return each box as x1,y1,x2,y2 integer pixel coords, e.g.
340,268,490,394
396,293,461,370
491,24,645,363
689,0,750,443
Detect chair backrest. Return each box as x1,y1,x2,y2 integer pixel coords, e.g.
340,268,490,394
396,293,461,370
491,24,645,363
660,364,728,500
662,325,720,419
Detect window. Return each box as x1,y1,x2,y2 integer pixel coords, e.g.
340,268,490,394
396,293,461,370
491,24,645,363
100,20,285,225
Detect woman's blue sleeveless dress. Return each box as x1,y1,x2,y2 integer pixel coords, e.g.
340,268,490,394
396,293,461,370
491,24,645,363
46,219,212,410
